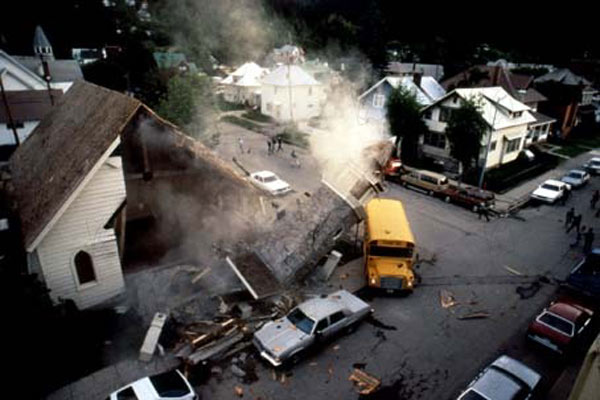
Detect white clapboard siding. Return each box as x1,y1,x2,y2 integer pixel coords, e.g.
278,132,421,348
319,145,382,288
36,157,126,309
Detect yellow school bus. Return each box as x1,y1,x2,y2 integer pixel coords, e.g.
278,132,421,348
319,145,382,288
364,198,416,291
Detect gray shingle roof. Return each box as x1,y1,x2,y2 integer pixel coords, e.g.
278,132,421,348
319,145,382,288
534,68,591,86
13,56,83,83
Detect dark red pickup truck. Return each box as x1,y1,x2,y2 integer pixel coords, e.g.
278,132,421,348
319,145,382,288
440,185,495,213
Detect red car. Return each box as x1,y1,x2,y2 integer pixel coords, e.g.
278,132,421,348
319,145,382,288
527,300,593,354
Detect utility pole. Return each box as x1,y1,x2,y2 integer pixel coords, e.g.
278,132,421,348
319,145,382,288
0,70,20,146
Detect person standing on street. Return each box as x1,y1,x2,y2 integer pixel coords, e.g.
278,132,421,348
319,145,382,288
561,187,571,205
583,227,595,253
267,139,272,155
238,137,244,154
567,213,582,233
277,136,283,152
565,207,575,228
591,190,599,209
571,226,586,248
478,205,490,222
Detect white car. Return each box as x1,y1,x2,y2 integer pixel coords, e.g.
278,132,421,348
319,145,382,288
107,370,197,400
250,171,291,196
530,179,571,204
561,169,590,188
583,157,600,175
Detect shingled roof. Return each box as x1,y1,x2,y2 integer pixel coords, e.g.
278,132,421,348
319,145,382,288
10,80,141,250
0,89,62,124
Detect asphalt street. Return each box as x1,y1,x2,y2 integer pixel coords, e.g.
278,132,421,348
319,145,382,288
196,170,600,400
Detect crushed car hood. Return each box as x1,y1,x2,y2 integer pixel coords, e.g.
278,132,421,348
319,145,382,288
254,318,309,357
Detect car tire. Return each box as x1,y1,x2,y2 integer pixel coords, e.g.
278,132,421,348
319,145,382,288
444,195,451,203
345,323,358,335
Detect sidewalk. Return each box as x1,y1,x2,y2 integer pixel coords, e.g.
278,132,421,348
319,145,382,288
47,355,180,400
494,149,600,213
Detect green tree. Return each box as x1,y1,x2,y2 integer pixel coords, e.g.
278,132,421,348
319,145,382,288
386,86,429,165
156,74,217,138
445,98,488,178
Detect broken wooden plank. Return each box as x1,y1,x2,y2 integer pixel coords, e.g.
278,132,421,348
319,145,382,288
191,267,211,284
440,289,458,309
187,333,245,365
349,368,381,395
504,265,523,276
457,312,490,320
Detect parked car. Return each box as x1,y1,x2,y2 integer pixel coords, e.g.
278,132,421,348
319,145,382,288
527,300,593,354
456,355,541,400
583,157,600,175
253,290,372,367
400,169,449,196
250,170,291,196
383,157,404,182
107,370,197,400
561,169,590,188
441,185,495,213
530,179,571,204
566,248,600,298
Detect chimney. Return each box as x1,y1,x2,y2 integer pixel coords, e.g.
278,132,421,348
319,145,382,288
413,72,422,88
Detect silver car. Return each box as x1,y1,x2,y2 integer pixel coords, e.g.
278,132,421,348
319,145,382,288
457,355,541,400
253,290,371,367
561,169,590,188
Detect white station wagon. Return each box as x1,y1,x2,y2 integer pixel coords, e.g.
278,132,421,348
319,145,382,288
530,179,571,204
250,170,292,196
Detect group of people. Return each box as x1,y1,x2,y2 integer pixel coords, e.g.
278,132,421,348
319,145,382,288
267,136,283,155
566,206,595,253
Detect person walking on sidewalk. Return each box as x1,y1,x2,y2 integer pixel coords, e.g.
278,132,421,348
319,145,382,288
565,207,575,228
571,226,586,248
583,227,595,253
591,190,600,209
567,213,582,233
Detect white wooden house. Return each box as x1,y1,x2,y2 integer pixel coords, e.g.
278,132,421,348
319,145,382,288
10,81,141,309
221,62,268,106
421,87,536,170
261,64,323,121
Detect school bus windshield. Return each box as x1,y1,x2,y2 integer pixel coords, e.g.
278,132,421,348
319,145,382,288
369,245,413,258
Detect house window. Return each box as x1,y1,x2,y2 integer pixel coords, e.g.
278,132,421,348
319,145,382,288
373,94,385,109
439,107,452,122
505,137,522,154
489,141,497,151
74,251,96,285
424,132,446,149
423,109,433,120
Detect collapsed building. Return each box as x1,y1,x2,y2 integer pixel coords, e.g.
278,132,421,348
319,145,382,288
6,78,392,314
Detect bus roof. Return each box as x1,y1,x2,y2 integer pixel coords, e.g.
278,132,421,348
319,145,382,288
365,198,415,244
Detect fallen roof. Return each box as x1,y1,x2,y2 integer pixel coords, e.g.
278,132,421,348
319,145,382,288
226,253,281,299
262,64,320,87
0,89,62,123
10,80,141,250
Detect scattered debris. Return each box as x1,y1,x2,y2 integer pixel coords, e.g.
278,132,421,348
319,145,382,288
320,250,343,281
187,332,245,365
231,364,247,378
233,303,253,319
440,290,458,309
503,265,523,276
349,368,381,395
353,363,367,370
191,267,211,284
457,312,490,320
310,362,318,367
139,312,168,362
333,345,340,351
211,366,223,376
226,253,282,300
516,282,541,299
234,385,244,397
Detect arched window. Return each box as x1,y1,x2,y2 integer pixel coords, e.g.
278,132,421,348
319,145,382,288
74,251,96,285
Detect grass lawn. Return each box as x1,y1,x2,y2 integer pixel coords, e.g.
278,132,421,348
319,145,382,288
242,110,274,123
220,115,263,133
553,144,589,157
569,136,600,148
